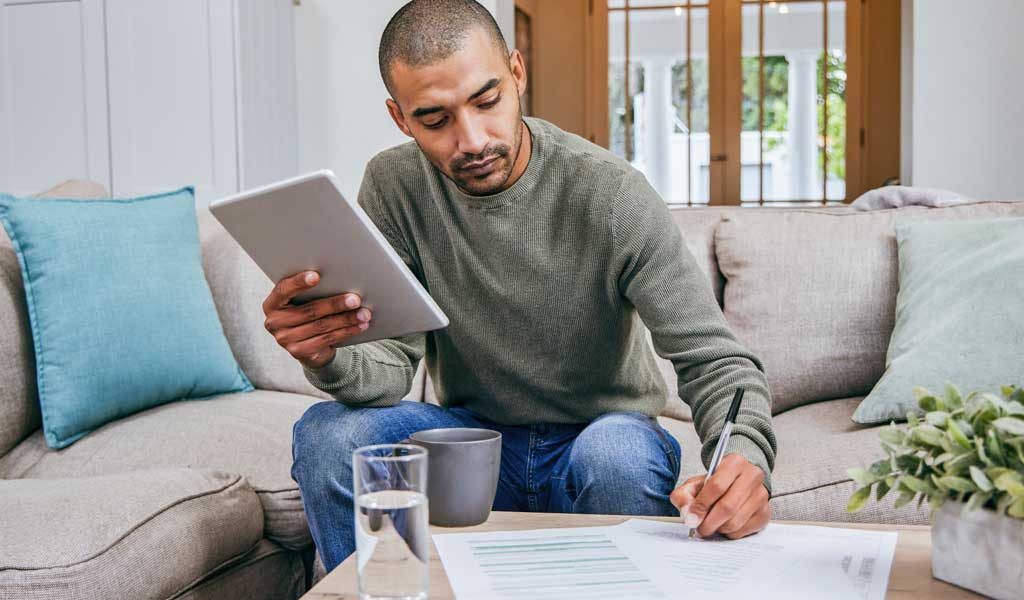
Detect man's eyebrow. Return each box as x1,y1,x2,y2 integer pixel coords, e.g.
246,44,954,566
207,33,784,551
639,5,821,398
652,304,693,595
412,105,444,118
410,78,501,119
468,78,501,101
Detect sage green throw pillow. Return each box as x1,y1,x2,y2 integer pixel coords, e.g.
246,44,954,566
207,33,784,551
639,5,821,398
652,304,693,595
853,218,1024,424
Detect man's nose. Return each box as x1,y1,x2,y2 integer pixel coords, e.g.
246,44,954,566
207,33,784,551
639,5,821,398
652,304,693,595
455,116,488,157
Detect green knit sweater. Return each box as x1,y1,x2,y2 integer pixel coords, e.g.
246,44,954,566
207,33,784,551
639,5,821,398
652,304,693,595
304,118,777,488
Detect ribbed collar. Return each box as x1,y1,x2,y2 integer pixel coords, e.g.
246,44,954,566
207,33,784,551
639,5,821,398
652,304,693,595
441,117,545,210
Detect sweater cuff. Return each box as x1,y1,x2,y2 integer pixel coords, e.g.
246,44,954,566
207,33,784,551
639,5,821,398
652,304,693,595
302,348,354,389
726,434,774,496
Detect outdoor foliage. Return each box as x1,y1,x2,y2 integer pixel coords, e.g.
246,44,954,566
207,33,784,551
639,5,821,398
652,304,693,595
847,385,1024,519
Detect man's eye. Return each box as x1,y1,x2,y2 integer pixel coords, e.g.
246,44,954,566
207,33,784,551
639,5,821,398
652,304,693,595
424,117,447,129
480,95,501,109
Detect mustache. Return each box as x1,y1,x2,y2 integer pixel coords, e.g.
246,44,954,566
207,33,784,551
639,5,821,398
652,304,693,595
450,143,511,171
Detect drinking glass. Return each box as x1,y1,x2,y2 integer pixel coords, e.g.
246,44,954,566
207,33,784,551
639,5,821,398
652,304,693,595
353,444,429,600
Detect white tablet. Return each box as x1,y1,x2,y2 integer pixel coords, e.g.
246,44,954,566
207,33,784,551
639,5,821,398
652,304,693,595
209,170,449,347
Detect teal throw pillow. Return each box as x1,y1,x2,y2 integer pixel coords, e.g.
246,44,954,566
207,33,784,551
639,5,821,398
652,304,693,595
0,187,252,448
853,218,1024,424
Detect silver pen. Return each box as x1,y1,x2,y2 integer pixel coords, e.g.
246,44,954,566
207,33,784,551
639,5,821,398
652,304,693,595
687,387,745,538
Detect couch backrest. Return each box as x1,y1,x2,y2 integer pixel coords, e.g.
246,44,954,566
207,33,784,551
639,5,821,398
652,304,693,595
0,181,110,458
713,202,1024,415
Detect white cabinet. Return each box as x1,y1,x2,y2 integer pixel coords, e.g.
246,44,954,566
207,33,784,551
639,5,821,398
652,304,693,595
0,0,298,204
0,0,110,197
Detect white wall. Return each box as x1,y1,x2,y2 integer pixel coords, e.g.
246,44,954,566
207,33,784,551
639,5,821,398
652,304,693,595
904,0,1024,200
294,0,512,200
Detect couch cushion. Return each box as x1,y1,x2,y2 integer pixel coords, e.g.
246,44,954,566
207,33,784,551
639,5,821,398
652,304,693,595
0,189,253,448
659,396,929,524
0,390,319,550
0,182,110,457
0,231,37,457
173,539,306,600
715,202,1024,414
854,218,1024,423
0,469,263,600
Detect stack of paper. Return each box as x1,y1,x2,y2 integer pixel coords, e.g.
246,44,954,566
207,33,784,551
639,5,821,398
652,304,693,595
432,519,897,600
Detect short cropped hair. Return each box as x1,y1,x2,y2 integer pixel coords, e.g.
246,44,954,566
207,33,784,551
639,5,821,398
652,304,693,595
379,0,509,96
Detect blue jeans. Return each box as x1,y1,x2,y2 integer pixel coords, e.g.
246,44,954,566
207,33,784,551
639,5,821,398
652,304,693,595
291,400,682,571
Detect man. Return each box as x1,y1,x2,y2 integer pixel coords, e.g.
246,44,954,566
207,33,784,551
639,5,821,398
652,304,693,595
269,0,776,571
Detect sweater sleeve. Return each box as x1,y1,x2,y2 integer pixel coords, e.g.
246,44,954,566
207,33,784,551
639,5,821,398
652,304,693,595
611,170,778,493
301,166,425,407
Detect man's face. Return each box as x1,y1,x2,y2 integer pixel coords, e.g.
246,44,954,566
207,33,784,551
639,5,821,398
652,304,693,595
385,28,527,196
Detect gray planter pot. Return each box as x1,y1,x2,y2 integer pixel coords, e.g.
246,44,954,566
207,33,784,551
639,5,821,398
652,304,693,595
931,502,1024,600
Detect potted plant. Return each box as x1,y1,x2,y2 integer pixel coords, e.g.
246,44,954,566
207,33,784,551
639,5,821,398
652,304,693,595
847,384,1024,600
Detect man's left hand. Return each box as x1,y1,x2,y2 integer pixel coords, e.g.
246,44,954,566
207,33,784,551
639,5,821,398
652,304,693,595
669,453,770,539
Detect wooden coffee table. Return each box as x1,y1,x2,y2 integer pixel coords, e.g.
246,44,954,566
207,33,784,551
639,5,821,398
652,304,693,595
302,511,981,599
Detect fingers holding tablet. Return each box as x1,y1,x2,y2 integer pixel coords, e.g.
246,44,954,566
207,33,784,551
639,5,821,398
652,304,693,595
262,270,372,369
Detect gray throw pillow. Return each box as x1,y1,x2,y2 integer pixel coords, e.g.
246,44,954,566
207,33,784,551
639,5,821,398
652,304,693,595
853,218,1024,424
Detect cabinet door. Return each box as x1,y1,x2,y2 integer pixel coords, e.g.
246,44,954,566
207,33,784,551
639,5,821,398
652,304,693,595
0,0,110,196
105,0,237,205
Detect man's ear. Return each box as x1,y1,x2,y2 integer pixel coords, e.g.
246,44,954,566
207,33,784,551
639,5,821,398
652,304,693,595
509,49,527,98
386,98,414,138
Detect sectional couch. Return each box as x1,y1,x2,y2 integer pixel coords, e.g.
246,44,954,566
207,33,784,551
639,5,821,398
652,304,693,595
2,180,1021,599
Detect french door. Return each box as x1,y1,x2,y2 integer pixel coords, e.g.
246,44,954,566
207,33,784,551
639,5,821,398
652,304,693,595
605,0,861,206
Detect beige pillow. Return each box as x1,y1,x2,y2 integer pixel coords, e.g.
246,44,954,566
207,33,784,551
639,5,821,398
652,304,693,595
715,203,1024,415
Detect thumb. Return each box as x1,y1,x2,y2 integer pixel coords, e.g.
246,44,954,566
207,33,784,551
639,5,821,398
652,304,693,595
671,476,703,522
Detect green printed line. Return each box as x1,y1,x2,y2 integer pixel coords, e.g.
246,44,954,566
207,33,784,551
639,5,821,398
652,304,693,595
480,557,628,567
471,541,612,551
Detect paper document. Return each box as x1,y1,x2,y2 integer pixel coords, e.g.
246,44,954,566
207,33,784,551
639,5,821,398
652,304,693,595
431,526,668,599
608,519,897,600
433,519,897,600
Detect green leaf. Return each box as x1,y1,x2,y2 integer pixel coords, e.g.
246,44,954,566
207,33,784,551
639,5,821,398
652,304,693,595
894,489,916,509
937,476,977,493
847,468,876,486
970,465,994,492
987,430,1006,466
993,417,1024,436
913,386,932,402
918,395,940,412
878,426,906,446
945,384,963,409
876,478,892,501
947,418,973,449
993,472,1024,497
925,411,948,427
1009,498,1024,519
1002,386,1017,398
966,491,991,512
944,452,976,475
912,425,945,447
847,485,872,513
900,475,930,494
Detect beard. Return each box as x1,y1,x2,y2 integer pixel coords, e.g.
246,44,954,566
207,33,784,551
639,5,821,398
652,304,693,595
437,117,525,196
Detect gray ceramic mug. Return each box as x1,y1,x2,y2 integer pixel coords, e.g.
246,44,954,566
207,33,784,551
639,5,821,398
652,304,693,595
404,428,502,527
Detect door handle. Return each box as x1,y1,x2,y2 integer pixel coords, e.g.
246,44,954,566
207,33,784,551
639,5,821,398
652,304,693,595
710,154,728,162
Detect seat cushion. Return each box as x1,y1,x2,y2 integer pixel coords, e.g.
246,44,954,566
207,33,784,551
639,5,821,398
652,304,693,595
659,396,930,524
0,390,320,550
0,188,253,448
173,540,306,600
715,202,1024,414
0,469,263,600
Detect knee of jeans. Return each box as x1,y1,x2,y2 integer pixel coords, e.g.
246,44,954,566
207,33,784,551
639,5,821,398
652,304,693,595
291,401,390,477
571,413,675,485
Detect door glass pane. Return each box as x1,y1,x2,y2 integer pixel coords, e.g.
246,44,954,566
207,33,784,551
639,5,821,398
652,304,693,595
608,3,709,205
608,11,642,164
741,0,846,205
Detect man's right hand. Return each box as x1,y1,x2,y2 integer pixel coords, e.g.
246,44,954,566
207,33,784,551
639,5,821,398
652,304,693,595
262,271,372,369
